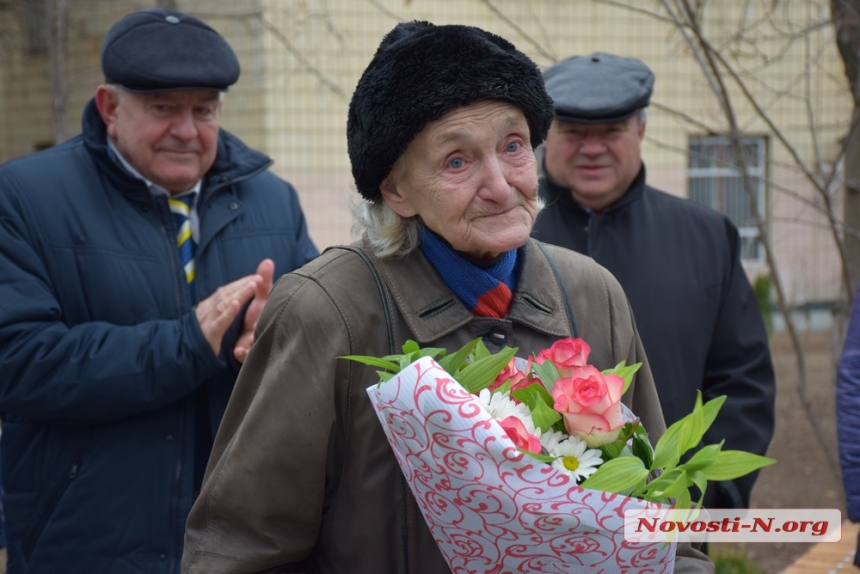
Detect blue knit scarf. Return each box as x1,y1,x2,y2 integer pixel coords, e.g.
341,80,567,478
419,228,517,318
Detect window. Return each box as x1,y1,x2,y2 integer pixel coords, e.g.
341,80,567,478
688,136,766,263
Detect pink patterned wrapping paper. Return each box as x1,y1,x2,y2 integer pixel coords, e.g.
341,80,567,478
366,356,676,574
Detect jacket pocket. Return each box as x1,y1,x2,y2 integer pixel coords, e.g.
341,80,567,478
23,454,82,560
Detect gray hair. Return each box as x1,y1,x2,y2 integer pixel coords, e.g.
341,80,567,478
352,194,543,259
105,83,226,103
351,142,545,259
350,199,419,259
350,153,420,259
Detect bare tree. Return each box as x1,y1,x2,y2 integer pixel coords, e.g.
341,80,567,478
46,0,68,144
833,0,860,294
463,0,846,477
592,0,845,478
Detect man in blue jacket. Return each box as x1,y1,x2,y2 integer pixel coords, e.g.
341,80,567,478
532,53,775,515
837,286,860,568
0,8,318,572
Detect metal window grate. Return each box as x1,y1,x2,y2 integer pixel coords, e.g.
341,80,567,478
688,137,766,263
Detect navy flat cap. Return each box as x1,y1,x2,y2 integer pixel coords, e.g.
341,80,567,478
543,52,654,124
101,8,240,92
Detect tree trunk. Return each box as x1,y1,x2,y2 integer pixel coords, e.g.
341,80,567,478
833,0,860,298
46,0,67,144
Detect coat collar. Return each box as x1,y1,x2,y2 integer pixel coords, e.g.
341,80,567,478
79,98,273,200
539,163,648,216
363,236,572,343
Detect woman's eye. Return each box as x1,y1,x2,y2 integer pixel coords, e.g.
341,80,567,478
506,141,521,152
448,158,464,169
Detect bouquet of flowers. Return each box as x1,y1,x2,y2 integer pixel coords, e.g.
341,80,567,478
344,337,774,573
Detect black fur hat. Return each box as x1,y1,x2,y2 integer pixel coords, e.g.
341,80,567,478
347,21,555,202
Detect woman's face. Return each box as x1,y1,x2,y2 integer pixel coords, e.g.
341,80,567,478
381,101,539,262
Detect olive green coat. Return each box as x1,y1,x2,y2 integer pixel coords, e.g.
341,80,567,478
183,237,712,574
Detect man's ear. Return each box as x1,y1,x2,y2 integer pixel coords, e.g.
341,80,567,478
94,85,120,136
380,177,418,218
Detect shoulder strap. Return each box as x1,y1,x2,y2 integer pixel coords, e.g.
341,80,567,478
535,241,579,338
327,245,397,354
327,245,411,570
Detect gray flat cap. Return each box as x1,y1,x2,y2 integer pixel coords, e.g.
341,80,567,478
101,8,240,92
543,52,654,124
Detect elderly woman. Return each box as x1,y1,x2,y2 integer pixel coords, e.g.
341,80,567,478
182,21,713,573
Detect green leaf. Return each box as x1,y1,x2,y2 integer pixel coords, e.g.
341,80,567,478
689,471,708,509
529,396,562,432
580,456,650,494
531,360,561,393
599,426,638,461
674,483,692,510
512,381,554,409
640,468,683,497
677,394,705,454
602,361,642,395
401,340,420,354
339,355,401,373
643,469,691,502
512,385,561,432
437,339,480,374
651,419,684,470
522,451,557,464
474,339,492,360
616,421,641,443
600,439,627,460
517,381,564,432
417,346,447,360
631,431,654,469
701,394,727,431
633,468,692,507
699,450,776,481
495,379,513,396
457,346,518,393
679,442,723,474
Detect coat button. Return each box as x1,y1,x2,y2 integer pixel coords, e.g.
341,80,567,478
160,553,167,560
229,201,239,210
166,435,174,441
489,328,508,345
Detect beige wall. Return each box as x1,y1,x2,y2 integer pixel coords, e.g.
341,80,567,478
0,0,850,308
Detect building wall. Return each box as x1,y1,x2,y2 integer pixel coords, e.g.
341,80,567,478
0,0,850,310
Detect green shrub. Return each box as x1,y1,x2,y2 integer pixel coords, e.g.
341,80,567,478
712,546,765,574
752,274,774,337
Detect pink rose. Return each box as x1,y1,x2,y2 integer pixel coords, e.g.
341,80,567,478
499,416,542,454
551,365,625,447
535,338,591,377
488,358,533,392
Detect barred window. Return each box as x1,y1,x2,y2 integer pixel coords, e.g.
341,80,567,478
688,136,766,263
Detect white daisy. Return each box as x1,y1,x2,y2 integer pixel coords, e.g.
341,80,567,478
545,435,603,483
477,388,539,434
539,429,567,453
